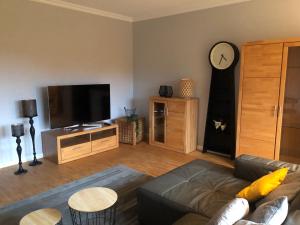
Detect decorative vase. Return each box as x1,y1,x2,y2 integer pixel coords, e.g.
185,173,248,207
180,78,193,98
159,86,173,98
165,86,173,98
159,86,167,97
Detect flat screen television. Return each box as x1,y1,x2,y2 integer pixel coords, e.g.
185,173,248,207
47,84,111,129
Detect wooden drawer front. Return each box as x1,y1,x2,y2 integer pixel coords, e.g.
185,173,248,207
167,112,185,132
92,136,117,153
61,143,91,161
166,130,184,151
91,128,117,141
60,134,90,148
167,101,186,114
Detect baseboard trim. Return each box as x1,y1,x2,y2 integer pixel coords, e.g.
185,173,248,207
197,145,203,151
0,153,44,169
29,0,133,22
205,150,231,158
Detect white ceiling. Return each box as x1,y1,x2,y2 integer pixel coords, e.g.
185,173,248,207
31,0,253,22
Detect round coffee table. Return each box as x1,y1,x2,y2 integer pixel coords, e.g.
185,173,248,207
20,208,62,225
68,187,118,225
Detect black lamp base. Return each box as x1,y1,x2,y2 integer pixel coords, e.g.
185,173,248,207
14,166,27,175
29,158,42,166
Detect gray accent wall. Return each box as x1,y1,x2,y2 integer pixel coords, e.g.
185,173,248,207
133,0,300,149
0,0,133,167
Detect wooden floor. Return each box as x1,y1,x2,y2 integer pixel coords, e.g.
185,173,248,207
0,142,233,207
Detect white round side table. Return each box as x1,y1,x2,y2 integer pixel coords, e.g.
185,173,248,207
20,208,62,225
68,187,118,225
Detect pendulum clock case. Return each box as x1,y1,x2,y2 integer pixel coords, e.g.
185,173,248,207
203,42,239,158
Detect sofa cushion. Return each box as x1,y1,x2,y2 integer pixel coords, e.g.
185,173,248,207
249,196,288,225
237,168,288,202
173,213,210,225
256,171,300,207
284,210,300,225
207,198,249,225
140,159,249,218
234,155,300,182
289,189,300,213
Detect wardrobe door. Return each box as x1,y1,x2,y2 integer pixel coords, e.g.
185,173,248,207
237,43,283,159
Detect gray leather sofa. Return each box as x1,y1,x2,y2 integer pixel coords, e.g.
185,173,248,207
137,155,300,225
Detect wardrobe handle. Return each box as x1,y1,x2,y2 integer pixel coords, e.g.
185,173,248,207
273,105,279,118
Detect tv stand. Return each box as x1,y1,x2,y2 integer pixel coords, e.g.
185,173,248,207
42,124,119,164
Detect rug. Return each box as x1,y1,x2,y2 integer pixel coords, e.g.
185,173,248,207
0,165,152,225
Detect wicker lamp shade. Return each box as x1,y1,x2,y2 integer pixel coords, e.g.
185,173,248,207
180,78,193,98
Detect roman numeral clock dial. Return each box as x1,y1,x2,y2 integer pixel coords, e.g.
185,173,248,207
204,41,239,159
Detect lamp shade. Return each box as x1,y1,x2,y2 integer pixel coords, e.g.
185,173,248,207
22,99,37,117
11,123,25,137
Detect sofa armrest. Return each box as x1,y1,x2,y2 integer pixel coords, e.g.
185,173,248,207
234,155,300,182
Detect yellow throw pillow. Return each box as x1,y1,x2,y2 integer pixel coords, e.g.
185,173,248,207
237,167,288,202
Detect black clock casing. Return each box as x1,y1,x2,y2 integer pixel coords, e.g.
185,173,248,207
203,42,239,159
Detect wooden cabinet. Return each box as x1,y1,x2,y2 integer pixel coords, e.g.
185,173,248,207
149,96,198,153
42,124,119,164
236,38,300,161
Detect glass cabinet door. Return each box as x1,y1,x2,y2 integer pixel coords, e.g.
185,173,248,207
153,102,166,143
280,46,300,164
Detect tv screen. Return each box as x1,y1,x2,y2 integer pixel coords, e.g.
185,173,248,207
48,84,111,129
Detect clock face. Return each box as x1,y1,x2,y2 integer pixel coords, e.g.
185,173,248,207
210,42,235,70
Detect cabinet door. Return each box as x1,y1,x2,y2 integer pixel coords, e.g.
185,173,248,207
166,101,185,150
150,100,167,144
237,43,283,159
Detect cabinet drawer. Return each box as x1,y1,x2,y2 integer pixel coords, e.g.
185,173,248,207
166,130,185,150
60,134,90,148
167,101,186,113
92,136,117,153
91,128,117,141
61,143,91,161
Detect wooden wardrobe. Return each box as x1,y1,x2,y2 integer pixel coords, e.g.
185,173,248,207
236,38,300,161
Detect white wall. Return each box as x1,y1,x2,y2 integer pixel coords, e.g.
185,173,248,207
133,0,300,148
0,0,133,168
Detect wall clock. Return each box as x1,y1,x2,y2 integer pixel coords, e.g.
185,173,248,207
209,42,239,70
204,41,239,159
